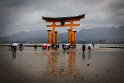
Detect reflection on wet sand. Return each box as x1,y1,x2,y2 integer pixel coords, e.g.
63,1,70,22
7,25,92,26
12,50,16,59
82,52,92,67
44,49,78,78
48,51,57,77
1,44,123,83
9,46,94,78
10,47,24,59
67,50,76,76
82,53,92,60
88,53,91,60
82,54,85,60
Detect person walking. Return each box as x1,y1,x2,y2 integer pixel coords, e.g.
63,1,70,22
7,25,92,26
82,44,86,54
92,43,95,48
88,45,91,53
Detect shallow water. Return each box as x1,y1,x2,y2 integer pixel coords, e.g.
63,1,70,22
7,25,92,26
0,44,124,83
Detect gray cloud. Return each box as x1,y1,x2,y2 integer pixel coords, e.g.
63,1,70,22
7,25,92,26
0,0,26,7
0,0,124,36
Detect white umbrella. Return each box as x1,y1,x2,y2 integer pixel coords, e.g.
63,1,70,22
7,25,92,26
47,44,50,46
12,43,19,46
65,43,70,46
42,43,47,45
87,44,92,47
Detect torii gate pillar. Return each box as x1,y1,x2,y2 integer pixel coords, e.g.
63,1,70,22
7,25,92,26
47,30,51,44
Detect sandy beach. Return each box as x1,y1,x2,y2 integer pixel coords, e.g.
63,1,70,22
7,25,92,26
0,44,124,83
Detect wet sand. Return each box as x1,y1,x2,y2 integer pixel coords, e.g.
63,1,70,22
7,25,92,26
0,44,124,83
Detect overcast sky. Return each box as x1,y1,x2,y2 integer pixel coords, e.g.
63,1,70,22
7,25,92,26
0,0,124,36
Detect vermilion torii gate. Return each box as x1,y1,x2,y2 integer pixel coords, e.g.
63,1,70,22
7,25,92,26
42,14,85,46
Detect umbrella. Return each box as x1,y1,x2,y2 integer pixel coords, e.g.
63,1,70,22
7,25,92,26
87,44,92,47
47,44,50,46
12,43,19,46
65,43,70,45
42,43,48,46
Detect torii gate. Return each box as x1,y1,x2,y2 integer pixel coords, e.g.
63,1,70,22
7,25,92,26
42,14,85,46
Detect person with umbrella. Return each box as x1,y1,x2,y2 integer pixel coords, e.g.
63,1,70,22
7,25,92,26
88,44,91,53
12,43,19,51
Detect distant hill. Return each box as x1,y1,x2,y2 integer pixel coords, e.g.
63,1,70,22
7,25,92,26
77,26,124,41
0,30,48,43
0,26,124,43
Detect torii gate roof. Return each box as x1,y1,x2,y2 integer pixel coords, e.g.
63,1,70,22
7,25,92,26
42,14,85,22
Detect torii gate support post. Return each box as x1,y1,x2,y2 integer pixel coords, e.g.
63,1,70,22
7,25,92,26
73,31,77,47
68,29,71,43
47,30,51,44
68,21,77,46
70,21,75,46
51,22,56,44
55,31,58,44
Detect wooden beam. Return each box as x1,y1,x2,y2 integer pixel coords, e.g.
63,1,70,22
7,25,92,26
47,24,80,27
46,19,80,22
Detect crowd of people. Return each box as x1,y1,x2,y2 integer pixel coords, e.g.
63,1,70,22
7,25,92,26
9,43,95,54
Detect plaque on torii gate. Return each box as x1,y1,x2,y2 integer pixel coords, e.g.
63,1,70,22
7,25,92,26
42,14,85,46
